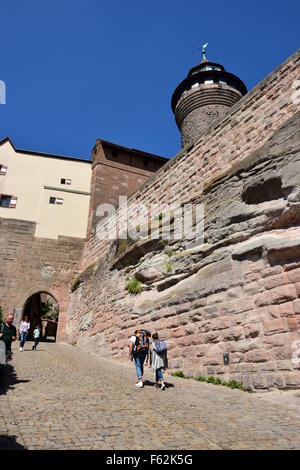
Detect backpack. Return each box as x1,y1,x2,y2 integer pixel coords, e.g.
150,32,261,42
154,339,167,355
134,330,150,354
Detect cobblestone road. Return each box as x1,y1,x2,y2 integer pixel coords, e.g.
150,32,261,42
0,342,299,450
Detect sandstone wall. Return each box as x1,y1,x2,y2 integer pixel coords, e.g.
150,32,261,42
66,50,300,390
0,218,85,341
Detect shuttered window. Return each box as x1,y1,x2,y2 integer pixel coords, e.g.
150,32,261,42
49,197,64,205
61,178,72,185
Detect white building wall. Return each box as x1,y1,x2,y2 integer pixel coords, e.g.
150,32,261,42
0,140,91,239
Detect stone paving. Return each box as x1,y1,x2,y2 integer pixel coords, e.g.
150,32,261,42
0,342,299,450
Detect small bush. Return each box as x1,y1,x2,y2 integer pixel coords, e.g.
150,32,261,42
165,261,173,273
195,375,207,382
207,376,216,384
169,371,250,392
214,378,223,385
224,379,244,390
171,370,185,378
126,276,142,295
187,373,250,391
164,246,175,257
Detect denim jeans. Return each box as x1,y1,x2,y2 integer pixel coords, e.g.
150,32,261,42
134,351,148,379
33,338,39,349
20,332,28,348
156,368,163,382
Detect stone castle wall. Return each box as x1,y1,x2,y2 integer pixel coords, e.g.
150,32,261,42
84,50,300,268
65,50,300,390
0,218,85,341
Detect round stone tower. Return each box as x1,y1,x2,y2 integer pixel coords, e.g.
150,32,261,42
171,48,247,147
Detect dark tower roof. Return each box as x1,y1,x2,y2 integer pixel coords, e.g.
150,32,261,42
171,60,247,112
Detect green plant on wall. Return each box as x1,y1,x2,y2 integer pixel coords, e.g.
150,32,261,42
154,212,164,221
164,246,175,257
171,371,252,392
171,370,186,378
165,261,173,273
41,300,59,321
126,276,142,295
41,300,53,316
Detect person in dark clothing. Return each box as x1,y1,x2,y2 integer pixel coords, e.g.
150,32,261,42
0,314,17,354
129,329,151,388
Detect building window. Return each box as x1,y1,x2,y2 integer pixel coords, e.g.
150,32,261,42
112,149,118,158
61,178,72,185
219,80,227,85
0,194,17,208
205,80,214,85
192,83,200,89
0,165,7,176
49,197,64,205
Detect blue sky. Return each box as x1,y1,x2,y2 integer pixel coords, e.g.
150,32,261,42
0,0,299,160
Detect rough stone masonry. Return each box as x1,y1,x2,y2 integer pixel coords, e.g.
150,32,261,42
66,50,300,391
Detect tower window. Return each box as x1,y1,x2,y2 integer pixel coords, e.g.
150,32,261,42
219,80,227,85
205,80,214,84
0,165,7,175
192,83,200,89
0,194,17,208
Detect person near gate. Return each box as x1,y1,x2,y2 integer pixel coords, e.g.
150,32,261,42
32,325,41,351
19,315,30,351
0,314,17,356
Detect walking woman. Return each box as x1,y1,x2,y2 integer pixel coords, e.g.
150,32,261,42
19,315,30,351
150,332,168,390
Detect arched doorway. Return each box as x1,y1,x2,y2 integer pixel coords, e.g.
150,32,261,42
22,292,59,342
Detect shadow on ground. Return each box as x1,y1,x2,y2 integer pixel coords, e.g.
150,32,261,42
144,379,175,389
0,435,26,450
0,360,30,396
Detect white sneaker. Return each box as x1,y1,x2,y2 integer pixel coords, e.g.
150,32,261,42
161,383,166,390
20,347,23,352
135,380,144,388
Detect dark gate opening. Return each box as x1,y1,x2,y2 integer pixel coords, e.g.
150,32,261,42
23,292,59,342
